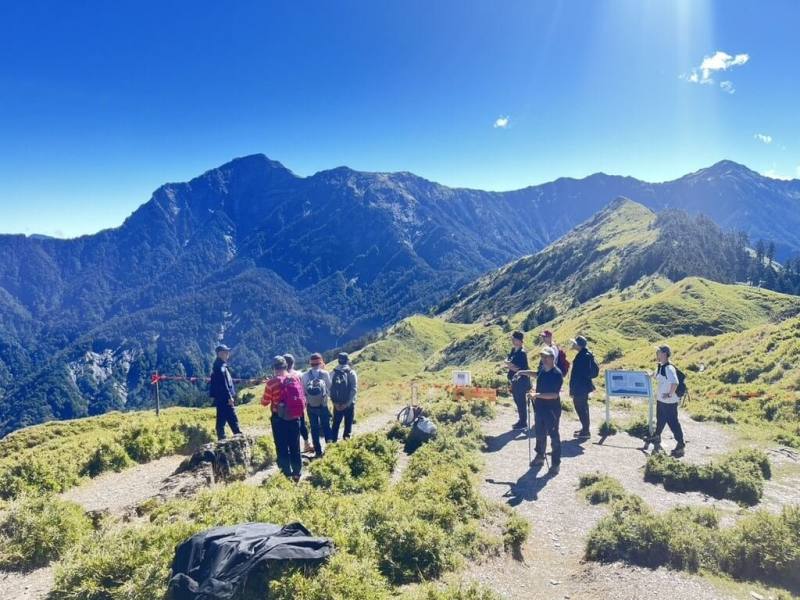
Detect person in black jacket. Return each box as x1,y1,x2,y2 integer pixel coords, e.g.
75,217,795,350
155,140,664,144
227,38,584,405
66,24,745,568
505,331,531,430
209,344,242,440
569,336,597,439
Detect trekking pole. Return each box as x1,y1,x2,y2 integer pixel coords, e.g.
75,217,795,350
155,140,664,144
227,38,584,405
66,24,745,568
526,393,532,466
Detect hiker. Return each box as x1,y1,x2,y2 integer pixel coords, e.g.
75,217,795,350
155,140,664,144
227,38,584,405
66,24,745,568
301,352,333,457
515,347,563,474
540,329,570,376
569,335,599,439
208,344,242,440
330,352,358,441
652,345,686,457
505,331,531,430
262,355,307,481
284,354,315,454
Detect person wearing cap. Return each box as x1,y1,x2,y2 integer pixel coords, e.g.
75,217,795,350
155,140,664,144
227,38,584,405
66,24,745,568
302,352,334,457
515,346,563,474
262,355,305,481
330,352,358,441
284,354,315,454
208,344,242,440
569,335,598,439
539,330,560,370
652,345,685,457
505,331,531,430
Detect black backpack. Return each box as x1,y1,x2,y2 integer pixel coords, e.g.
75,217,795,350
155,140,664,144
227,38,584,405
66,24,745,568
588,352,600,379
675,366,688,399
330,368,352,405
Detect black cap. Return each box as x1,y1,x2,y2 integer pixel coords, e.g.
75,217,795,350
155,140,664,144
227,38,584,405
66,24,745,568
338,352,350,364
215,344,231,353
512,331,524,341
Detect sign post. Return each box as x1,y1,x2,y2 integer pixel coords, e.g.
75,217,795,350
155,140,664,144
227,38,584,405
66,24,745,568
603,369,653,431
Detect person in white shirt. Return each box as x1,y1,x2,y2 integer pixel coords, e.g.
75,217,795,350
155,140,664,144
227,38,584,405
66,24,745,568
652,345,685,457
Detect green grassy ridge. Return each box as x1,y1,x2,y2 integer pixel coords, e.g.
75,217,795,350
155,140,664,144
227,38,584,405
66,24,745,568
581,476,800,594
49,398,510,600
0,402,272,500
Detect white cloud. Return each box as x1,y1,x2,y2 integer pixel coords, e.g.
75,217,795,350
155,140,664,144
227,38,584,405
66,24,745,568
764,169,791,180
493,116,510,129
754,133,772,144
682,50,749,93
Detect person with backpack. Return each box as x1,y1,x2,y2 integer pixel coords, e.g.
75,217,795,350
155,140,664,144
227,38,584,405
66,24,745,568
284,354,315,454
651,345,686,457
261,355,307,481
540,330,570,377
505,331,531,430
208,344,242,440
330,352,358,442
569,335,599,439
515,346,563,475
301,352,333,457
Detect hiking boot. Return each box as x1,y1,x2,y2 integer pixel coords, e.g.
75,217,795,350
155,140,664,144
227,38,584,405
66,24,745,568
303,442,315,454
671,443,686,458
573,430,591,439
530,454,546,467
548,462,561,475
512,421,526,430
291,474,301,483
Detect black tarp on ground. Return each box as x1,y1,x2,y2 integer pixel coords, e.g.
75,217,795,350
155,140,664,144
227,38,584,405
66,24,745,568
167,522,334,600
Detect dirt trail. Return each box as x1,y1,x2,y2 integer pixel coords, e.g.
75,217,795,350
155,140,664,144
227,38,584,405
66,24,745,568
468,400,797,600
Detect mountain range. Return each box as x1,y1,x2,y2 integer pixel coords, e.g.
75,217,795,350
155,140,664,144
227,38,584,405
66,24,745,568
1,155,798,435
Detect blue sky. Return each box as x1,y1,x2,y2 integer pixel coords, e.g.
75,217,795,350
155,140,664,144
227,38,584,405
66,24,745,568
1,0,798,237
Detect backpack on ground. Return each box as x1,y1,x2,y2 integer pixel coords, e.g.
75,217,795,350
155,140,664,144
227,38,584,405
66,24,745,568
305,374,327,408
588,352,600,379
330,368,352,406
276,376,305,420
557,348,571,377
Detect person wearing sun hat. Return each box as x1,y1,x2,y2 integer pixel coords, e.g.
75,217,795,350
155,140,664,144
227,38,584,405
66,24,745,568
569,335,599,439
514,346,564,474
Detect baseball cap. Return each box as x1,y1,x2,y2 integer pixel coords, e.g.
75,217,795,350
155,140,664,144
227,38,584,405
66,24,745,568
215,344,231,353
539,346,556,358
540,330,553,338
338,352,350,364
657,345,672,357
572,336,587,348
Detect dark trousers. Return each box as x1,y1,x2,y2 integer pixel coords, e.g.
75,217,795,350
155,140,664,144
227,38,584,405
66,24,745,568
300,415,309,443
271,415,302,477
511,381,529,425
215,403,241,440
654,401,684,444
331,404,354,441
533,398,562,465
307,405,333,455
572,393,591,433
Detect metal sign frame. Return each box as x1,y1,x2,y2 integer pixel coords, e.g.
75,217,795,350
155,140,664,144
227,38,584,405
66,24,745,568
604,369,655,435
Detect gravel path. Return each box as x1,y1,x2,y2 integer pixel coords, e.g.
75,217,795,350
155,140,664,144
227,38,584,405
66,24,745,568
0,566,54,600
468,400,795,600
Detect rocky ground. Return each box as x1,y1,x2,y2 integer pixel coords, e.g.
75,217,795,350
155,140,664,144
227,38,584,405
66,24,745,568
464,399,799,600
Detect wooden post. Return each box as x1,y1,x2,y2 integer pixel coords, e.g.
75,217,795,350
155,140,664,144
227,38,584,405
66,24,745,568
155,372,161,417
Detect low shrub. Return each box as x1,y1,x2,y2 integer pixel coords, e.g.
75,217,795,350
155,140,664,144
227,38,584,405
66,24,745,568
308,434,398,494
624,417,651,439
644,449,771,505
80,441,132,477
403,582,502,600
598,420,619,436
585,493,800,591
250,436,277,470
502,512,530,558
0,495,93,569
578,473,628,505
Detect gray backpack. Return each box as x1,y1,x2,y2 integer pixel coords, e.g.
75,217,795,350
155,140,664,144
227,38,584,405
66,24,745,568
305,373,328,408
